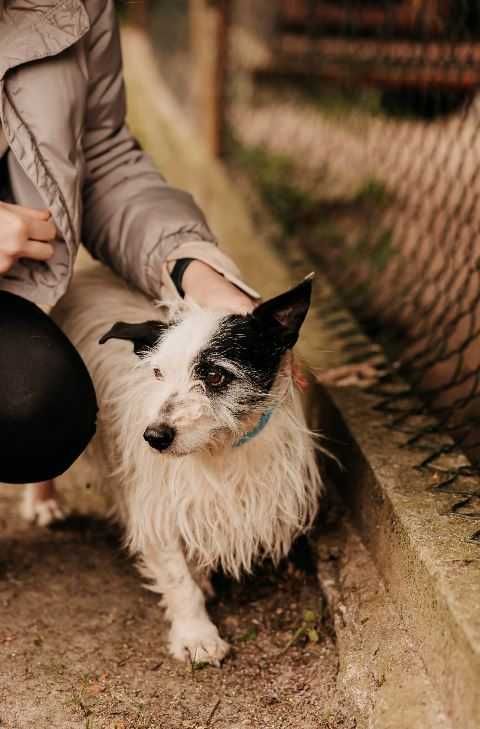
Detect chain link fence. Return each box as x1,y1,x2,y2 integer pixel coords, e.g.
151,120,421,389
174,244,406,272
143,1,480,541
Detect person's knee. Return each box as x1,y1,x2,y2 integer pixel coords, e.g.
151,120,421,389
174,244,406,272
2,350,98,483
10,355,98,441
10,364,96,430
0,292,98,483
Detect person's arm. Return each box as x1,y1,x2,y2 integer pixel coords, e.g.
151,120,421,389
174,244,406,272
81,0,256,311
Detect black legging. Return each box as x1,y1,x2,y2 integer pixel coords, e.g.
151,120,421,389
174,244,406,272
0,291,97,484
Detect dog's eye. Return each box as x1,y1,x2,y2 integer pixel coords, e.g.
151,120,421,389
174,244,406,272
153,368,162,380
205,369,226,387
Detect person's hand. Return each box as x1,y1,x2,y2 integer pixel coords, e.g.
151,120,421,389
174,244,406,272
182,259,256,315
0,202,56,275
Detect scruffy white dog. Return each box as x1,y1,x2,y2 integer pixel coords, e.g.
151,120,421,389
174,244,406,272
53,266,322,666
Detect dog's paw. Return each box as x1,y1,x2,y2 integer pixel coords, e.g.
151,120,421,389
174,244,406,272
168,619,230,667
21,494,66,527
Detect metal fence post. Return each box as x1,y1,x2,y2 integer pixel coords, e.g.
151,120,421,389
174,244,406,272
125,0,148,28
190,0,231,158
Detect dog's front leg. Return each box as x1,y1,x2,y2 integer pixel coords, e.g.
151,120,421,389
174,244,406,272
140,544,229,666
21,481,65,526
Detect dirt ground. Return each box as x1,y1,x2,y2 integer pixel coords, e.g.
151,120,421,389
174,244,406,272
0,486,349,729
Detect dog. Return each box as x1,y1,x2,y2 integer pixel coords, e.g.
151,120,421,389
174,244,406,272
52,265,323,665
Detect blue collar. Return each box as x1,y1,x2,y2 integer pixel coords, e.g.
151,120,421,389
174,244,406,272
233,409,274,448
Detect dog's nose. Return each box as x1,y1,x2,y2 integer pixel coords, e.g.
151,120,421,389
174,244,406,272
143,425,176,451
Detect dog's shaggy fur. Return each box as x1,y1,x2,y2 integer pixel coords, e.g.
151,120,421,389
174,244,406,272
53,266,322,665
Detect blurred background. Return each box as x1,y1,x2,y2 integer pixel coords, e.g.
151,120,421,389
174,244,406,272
120,1,480,493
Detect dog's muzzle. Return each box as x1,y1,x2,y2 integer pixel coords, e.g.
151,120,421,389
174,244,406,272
143,425,176,452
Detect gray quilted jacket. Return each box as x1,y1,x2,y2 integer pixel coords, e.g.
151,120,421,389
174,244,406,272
0,0,253,307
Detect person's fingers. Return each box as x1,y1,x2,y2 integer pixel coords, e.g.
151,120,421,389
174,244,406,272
27,216,57,242
0,254,12,274
20,240,55,262
1,202,52,220
223,298,256,315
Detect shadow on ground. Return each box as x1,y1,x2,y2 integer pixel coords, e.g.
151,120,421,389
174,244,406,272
0,487,347,729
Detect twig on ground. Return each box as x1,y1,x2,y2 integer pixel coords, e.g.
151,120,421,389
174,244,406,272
205,697,221,727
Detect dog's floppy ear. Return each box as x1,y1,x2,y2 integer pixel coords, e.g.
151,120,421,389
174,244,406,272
253,274,313,350
99,320,168,356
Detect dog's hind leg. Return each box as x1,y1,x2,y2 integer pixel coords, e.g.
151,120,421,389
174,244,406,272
139,544,229,666
21,481,65,527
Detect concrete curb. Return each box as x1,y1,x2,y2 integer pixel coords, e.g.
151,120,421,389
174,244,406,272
316,519,451,729
323,386,480,729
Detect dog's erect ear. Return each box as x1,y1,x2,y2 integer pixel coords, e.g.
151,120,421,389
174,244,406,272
253,274,313,350
99,320,168,356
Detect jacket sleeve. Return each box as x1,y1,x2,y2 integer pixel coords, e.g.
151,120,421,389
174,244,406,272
81,0,217,298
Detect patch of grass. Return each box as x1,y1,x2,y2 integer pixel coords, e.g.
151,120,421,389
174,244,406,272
303,83,383,119
228,138,318,236
344,228,394,273
369,229,394,271
237,625,258,643
255,76,383,119
69,688,92,721
228,132,395,302
310,220,346,249
278,608,322,655
354,177,392,208
190,659,210,672
229,131,392,241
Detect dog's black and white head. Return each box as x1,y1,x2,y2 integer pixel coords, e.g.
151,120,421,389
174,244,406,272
99,277,312,456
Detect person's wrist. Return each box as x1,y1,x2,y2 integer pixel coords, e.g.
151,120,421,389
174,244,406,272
170,258,195,298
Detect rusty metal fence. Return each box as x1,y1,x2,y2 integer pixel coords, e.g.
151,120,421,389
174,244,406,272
142,0,480,540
